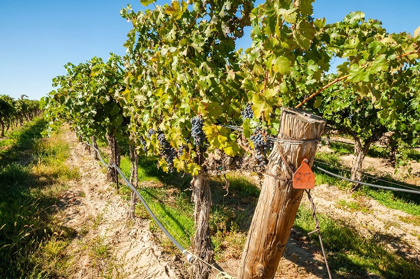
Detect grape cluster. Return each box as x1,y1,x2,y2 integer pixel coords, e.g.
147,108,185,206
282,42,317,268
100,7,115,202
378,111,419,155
178,145,184,156
242,103,254,120
140,136,147,152
148,128,155,138
157,132,177,171
250,128,271,166
191,116,206,147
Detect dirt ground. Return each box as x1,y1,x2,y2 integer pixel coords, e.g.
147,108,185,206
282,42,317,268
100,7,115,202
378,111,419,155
56,130,419,278
58,130,186,278
58,129,332,279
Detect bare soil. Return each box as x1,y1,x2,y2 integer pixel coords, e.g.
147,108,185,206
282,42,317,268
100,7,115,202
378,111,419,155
302,184,420,261
58,130,186,278
57,129,419,278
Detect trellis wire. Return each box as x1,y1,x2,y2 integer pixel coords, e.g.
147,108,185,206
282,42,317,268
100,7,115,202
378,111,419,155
313,165,420,195
314,159,420,191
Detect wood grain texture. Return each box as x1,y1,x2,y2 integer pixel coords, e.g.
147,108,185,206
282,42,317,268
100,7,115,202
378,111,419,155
237,108,326,279
192,174,214,279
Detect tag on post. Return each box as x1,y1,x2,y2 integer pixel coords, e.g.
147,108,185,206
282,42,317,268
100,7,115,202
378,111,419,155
293,158,315,189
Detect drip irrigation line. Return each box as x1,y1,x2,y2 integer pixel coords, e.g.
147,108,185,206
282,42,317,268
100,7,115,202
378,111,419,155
363,173,420,191
85,142,233,278
313,165,420,195
314,160,420,191
85,142,188,257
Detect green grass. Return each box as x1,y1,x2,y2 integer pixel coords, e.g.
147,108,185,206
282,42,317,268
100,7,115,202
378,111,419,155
295,205,420,278
315,152,420,217
326,139,420,162
328,141,353,155
93,149,257,260
336,199,372,214
0,118,79,278
91,137,420,277
113,149,420,277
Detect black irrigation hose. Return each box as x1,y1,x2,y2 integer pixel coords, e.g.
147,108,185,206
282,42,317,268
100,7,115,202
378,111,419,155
314,165,420,195
85,142,193,262
313,159,420,191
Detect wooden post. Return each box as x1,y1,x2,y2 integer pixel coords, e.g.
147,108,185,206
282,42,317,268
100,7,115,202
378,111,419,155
237,108,326,279
192,173,214,279
128,144,138,219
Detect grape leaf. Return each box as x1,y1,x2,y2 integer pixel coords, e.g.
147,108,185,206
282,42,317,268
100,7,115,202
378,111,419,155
293,20,316,50
273,56,292,75
140,0,155,7
414,26,420,38
295,0,314,16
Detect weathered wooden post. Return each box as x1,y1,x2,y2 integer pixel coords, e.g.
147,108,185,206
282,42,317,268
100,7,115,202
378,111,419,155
191,173,214,279
237,108,326,278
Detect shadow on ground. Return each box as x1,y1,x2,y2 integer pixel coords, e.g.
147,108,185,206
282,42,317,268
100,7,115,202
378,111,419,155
0,120,78,278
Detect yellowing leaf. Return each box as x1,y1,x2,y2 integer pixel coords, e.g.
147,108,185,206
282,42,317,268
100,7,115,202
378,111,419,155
414,26,420,38
295,0,314,16
140,0,155,7
273,56,292,75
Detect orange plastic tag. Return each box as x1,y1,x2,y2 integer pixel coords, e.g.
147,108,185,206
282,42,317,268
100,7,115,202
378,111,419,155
292,158,315,189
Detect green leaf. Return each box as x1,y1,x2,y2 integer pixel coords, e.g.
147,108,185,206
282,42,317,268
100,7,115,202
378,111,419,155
314,18,326,29
273,56,292,75
348,64,370,82
264,88,277,98
295,0,314,16
243,119,251,138
293,20,316,50
314,96,322,108
140,0,155,7
370,54,389,73
414,26,420,38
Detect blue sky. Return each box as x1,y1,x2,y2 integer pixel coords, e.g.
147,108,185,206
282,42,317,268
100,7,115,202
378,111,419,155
0,0,419,100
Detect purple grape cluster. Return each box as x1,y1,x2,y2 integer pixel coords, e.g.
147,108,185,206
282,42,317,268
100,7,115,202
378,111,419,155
250,127,270,166
148,128,155,138
242,103,254,120
178,145,184,156
140,136,147,152
157,132,176,171
191,116,206,147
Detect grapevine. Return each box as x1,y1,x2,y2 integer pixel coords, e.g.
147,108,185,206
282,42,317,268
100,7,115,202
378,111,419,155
242,103,254,120
147,128,155,138
191,116,206,149
250,127,271,167
140,136,147,152
157,131,177,172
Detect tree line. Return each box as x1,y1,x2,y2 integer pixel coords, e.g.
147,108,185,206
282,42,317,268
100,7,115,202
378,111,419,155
0,95,41,137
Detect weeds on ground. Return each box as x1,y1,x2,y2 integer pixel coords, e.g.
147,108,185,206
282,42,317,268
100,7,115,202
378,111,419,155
315,151,420,216
93,136,420,278
295,205,420,278
336,199,372,214
0,119,79,278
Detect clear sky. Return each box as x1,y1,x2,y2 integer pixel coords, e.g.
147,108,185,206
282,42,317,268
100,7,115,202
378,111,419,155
0,0,419,100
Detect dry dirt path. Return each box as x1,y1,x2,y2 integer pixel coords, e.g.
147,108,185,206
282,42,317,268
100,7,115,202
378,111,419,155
303,184,420,262
57,129,419,278
59,129,328,279
57,130,186,278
